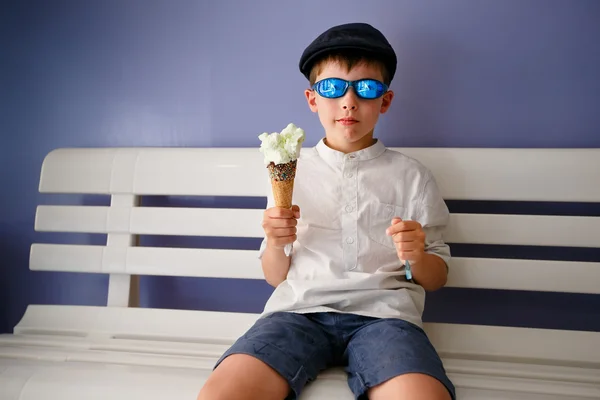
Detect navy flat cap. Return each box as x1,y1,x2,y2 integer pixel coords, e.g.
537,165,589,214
299,22,397,83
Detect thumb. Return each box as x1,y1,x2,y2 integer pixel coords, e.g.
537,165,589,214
391,217,402,225
291,204,301,218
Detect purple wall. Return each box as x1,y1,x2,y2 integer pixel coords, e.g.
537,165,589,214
2,0,599,333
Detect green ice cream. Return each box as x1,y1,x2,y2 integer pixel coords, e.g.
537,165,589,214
258,123,305,166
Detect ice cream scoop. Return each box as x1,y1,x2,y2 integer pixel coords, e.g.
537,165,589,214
258,123,305,166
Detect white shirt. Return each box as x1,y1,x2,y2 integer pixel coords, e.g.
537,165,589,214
259,138,450,328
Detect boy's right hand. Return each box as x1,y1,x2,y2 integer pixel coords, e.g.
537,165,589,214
262,205,300,250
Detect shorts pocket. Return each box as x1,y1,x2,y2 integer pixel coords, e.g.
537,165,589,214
368,202,406,249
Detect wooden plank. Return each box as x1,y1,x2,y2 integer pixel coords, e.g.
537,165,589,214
13,306,600,368
39,148,600,202
39,148,116,194
13,306,258,344
29,244,599,293
446,258,600,294
35,206,264,238
40,148,269,196
36,206,600,247
396,148,600,202
30,244,264,279
447,214,600,248
424,322,600,368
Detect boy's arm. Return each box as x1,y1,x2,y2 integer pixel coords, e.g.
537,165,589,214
259,205,300,287
387,172,450,292
405,251,448,291
387,219,448,291
261,244,292,287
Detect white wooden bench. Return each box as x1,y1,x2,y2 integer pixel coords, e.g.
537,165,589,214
1,147,599,400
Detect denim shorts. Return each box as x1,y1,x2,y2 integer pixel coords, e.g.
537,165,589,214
214,311,455,399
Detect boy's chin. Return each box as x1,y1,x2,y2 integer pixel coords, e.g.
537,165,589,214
324,130,374,150
340,128,373,143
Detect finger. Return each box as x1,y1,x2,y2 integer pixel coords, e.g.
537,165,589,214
391,231,421,243
394,241,424,252
397,249,423,261
270,235,297,248
265,207,296,219
291,205,301,218
264,217,297,229
386,221,421,236
262,222,297,237
269,227,297,238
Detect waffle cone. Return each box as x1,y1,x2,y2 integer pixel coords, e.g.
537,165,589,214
271,179,294,209
267,160,297,209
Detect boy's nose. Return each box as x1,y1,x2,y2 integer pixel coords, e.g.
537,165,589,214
341,89,358,110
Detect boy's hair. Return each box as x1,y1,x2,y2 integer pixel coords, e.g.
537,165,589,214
299,23,397,86
308,49,392,86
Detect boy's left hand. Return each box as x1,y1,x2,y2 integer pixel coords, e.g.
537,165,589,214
386,217,426,264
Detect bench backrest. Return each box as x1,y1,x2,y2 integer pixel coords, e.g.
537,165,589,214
31,147,600,310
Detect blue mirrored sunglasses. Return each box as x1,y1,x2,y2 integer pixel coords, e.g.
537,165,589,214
312,77,389,100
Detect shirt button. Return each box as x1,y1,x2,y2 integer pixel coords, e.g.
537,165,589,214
346,237,355,244
345,205,353,213
345,172,353,178
348,154,356,160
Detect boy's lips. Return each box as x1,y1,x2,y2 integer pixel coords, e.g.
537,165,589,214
337,117,358,126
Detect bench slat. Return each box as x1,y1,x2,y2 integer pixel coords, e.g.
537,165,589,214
2,358,598,400
446,257,600,294
30,244,263,279
424,322,600,368
30,244,600,293
2,335,598,387
3,357,598,400
397,148,600,202
40,148,269,196
13,306,257,344
447,214,600,248
36,205,600,248
35,206,264,237
40,148,600,202
13,306,600,368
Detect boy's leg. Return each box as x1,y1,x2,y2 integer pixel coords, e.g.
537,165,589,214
344,317,455,400
198,353,289,400
198,312,333,400
367,373,451,400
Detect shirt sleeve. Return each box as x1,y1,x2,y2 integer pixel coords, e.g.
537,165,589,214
418,171,451,266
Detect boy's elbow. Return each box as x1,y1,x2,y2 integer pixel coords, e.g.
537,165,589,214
421,274,447,292
265,276,285,287
263,268,287,287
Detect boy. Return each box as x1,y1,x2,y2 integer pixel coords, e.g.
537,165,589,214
198,23,455,400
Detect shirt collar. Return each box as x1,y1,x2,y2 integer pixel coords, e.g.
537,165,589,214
315,137,387,163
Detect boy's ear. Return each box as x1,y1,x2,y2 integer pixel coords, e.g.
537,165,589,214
380,90,394,114
305,89,318,113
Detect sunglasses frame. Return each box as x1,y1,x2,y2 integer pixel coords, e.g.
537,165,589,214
312,77,389,100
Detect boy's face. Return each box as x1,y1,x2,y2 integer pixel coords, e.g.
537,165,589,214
305,61,394,154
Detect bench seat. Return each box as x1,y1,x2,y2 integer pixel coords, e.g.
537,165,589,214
1,305,599,399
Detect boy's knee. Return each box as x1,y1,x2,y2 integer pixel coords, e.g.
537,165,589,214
197,354,290,400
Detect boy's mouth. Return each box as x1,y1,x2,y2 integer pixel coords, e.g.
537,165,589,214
337,118,358,126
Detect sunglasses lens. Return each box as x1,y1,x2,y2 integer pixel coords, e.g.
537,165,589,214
315,78,347,98
355,79,387,99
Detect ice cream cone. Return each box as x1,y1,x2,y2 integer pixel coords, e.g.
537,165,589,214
267,159,297,209
259,123,304,256
271,179,294,209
